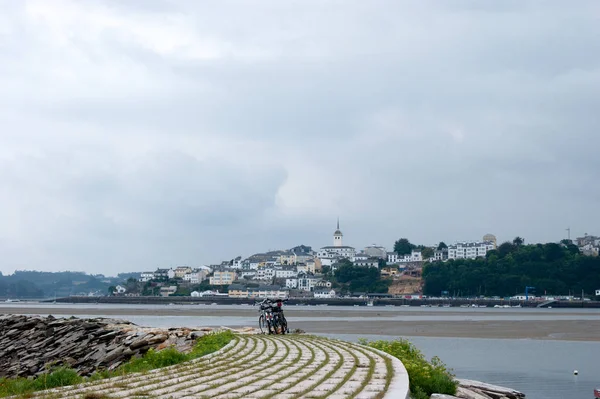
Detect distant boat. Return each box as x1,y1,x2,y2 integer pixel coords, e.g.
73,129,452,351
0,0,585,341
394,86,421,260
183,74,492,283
4,299,20,303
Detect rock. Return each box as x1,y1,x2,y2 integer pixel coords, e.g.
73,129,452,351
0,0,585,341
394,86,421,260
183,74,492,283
456,387,493,399
457,379,525,399
189,331,205,339
0,314,232,379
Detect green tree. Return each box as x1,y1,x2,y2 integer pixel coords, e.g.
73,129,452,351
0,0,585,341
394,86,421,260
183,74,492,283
421,247,434,260
437,242,448,250
108,286,116,296
513,237,524,246
394,238,415,256
423,243,600,297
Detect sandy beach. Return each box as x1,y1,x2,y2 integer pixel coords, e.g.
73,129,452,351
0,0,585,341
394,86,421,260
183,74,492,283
2,304,599,341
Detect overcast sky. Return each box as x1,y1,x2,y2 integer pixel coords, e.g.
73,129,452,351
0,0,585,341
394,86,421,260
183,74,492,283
1,1,599,276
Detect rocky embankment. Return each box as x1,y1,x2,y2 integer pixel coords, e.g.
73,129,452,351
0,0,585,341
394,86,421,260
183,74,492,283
432,378,526,399
0,314,253,378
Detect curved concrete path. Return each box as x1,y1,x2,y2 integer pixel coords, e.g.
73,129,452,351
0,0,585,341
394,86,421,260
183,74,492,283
18,335,409,399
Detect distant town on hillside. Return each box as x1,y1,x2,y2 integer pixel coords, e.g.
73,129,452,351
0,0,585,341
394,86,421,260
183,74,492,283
2,224,599,301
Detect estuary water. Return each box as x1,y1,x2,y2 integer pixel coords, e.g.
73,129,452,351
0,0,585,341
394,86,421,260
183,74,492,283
322,334,598,399
2,302,599,399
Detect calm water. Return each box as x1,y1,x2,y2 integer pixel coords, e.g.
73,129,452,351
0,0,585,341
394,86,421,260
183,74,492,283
322,334,599,399
2,303,599,398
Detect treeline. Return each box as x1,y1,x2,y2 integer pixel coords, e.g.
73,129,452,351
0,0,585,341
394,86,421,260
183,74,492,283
423,241,600,297
0,271,122,298
331,260,391,294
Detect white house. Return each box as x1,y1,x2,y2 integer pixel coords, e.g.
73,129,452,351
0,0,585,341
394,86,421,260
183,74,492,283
183,270,208,284
285,278,298,289
354,257,378,267
256,285,288,299
297,275,320,292
448,241,495,260
314,288,336,299
140,272,154,282
231,256,243,269
167,269,176,279
113,285,127,295
275,266,298,279
256,267,275,281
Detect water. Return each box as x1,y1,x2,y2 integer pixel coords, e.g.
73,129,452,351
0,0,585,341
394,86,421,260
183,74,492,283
2,303,599,398
322,334,599,399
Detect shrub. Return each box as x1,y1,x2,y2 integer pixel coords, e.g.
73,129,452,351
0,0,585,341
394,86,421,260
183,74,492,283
359,338,457,399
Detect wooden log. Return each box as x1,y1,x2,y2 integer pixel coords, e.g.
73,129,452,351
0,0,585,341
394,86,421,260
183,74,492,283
457,379,525,398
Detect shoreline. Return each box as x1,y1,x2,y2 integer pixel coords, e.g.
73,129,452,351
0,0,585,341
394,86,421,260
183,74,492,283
2,304,600,342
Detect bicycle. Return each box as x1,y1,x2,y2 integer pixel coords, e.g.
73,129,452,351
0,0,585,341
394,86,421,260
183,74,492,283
270,298,289,335
257,298,289,334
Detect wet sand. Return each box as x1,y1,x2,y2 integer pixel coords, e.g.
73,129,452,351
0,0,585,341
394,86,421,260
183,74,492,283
2,305,599,341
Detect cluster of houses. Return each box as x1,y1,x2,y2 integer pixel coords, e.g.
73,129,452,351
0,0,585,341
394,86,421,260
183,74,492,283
575,234,600,257
114,225,599,298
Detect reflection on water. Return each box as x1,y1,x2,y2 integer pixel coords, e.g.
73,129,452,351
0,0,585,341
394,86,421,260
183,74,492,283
322,334,599,399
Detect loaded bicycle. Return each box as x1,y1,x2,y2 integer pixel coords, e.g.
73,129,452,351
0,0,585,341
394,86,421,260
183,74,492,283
257,298,289,335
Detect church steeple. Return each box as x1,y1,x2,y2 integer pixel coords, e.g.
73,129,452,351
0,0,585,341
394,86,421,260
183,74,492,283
333,218,343,247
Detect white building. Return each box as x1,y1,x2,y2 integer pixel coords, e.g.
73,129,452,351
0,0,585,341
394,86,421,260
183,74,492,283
354,257,379,267
388,250,423,264
256,267,275,281
231,256,243,269
183,270,208,284
140,272,154,282
448,241,495,260
314,288,336,299
275,266,297,279
297,274,320,292
113,285,127,295
318,220,356,261
285,278,298,289
434,249,448,261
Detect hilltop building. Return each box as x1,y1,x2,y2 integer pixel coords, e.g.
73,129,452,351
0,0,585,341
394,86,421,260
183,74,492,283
447,241,495,260
317,220,356,261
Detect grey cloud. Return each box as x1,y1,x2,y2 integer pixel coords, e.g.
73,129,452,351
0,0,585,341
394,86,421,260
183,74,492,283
0,0,599,274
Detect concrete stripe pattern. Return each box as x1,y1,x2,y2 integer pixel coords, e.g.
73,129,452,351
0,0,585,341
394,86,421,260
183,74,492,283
14,335,409,399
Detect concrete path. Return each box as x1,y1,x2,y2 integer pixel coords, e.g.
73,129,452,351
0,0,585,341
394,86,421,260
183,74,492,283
18,335,409,399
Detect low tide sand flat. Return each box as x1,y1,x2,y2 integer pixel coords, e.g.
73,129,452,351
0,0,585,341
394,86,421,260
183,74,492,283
10,335,409,399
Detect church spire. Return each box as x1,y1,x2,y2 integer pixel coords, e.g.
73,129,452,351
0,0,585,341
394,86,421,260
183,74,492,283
337,217,339,230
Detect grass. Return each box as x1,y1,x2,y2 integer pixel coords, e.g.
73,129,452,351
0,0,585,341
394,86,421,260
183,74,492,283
359,337,457,399
0,331,235,398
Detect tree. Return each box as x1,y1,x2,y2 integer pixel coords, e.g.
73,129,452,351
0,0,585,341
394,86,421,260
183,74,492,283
421,247,434,260
437,242,448,250
513,237,524,246
394,238,415,256
108,286,116,296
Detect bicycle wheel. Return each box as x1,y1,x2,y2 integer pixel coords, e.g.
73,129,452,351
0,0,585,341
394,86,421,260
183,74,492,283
280,315,288,334
259,315,268,334
272,315,282,335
